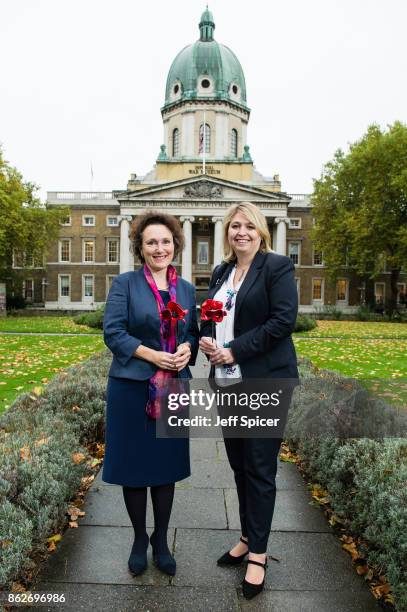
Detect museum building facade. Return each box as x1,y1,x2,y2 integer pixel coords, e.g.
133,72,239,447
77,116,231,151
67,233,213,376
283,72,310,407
16,10,406,312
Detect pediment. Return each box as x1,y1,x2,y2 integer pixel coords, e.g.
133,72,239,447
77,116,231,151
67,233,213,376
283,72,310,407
115,176,290,204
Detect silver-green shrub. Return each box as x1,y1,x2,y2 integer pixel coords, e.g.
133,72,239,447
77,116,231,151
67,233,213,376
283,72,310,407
287,366,407,610
0,350,111,588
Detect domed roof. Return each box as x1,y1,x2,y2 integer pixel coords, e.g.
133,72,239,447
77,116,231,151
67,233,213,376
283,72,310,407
163,9,248,111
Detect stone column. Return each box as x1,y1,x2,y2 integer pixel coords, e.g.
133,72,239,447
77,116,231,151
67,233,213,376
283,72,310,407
120,215,134,273
180,216,195,282
212,217,223,267
275,218,288,255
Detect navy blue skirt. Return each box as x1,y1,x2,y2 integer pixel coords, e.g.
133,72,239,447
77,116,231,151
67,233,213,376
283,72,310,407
102,377,190,487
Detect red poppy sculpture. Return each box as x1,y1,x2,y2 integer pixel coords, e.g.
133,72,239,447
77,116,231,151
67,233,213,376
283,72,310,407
160,301,188,345
201,299,227,341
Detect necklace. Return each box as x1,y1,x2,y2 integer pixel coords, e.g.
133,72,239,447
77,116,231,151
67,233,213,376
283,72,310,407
235,265,249,283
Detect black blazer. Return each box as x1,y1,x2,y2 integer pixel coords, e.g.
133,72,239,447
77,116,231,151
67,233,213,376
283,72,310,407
200,251,298,379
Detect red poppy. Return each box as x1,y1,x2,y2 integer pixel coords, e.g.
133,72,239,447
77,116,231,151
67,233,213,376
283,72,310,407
160,301,188,322
201,299,227,323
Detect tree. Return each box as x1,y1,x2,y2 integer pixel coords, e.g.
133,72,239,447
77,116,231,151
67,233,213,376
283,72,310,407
311,121,407,314
0,146,67,281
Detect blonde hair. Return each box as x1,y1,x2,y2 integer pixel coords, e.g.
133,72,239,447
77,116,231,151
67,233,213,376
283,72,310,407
222,202,272,262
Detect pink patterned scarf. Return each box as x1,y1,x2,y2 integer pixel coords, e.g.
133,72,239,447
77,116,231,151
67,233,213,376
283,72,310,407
143,264,177,419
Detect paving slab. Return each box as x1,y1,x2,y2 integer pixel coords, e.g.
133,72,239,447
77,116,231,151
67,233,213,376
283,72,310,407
172,529,372,592
39,526,174,586
238,589,381,611
178,458,236,488
224,488,331,532
82,486,227,529
190,438,218,460
31,584,240,612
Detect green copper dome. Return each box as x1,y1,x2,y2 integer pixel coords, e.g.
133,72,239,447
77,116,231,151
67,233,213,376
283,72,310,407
163,9,248,111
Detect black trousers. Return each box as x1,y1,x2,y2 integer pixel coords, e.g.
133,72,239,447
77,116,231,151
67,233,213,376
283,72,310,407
224,436,283,554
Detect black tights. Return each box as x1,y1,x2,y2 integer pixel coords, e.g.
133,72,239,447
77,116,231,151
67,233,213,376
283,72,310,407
122,483,175,554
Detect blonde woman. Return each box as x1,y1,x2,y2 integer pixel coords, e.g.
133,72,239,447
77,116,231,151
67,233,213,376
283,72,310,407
199,202,298,600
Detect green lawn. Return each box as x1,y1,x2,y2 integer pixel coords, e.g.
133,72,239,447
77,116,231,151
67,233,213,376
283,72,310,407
0,335,105,412
0,316,101,334
294,335,407,406
295,319,407,339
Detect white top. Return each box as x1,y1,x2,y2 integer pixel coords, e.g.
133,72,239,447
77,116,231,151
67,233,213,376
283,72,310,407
213,266,243,386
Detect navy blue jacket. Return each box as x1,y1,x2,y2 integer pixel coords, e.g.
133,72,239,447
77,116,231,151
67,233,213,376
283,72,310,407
201,251,299,379
104,270,199,380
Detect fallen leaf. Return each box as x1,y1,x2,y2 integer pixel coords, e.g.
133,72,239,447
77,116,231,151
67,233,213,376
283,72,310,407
34,437,49,447
342,542,359,562
20,446,30,461
47,534,62,543
69,521,78,528
72,452,86,464
47,541,57,552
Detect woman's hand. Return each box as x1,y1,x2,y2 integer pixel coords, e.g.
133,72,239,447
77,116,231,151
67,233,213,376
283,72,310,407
199,336,217,355
152,350,178,371
209,347,235,366
173,342,192,371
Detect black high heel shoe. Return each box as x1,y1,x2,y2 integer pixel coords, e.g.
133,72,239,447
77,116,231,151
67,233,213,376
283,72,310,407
217,537,249,566
128,533,149,576
242,558,268,600
150,532,176,576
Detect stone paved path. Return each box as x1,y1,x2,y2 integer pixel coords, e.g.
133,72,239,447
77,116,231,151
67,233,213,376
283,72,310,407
33,355,381,611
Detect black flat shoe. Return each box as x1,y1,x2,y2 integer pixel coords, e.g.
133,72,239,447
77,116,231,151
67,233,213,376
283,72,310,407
242,558,268,600
217,537,249,566
128,533,149,576
150,532,176,576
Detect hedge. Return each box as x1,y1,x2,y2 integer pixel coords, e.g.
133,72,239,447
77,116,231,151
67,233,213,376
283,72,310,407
287,363,407,611
0,350,110,589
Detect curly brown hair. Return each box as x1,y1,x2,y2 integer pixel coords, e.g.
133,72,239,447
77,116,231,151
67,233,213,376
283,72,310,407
129,212,185,263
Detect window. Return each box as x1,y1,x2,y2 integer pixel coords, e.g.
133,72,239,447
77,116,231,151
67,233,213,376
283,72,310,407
288,242,300,266
312,278,324,302
106,216,119,227
199,123,211,154
12,249,24,268
61,216,71,226
289,218,302,229
82,215,95,226
83,239,95,263
313,249,323,266
59,239,71,263
172,128,180,157
231,129,238,157
374,282,385,305
83,275,94,299
336,279,348,303
107,239,119,263
59,275,70,298
106,275,116,298
23,279,34,301
197,241,209,265
397,283,406,304
25,252,34,267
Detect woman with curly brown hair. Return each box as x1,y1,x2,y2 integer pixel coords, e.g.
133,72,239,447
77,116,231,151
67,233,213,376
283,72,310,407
103,211,199,577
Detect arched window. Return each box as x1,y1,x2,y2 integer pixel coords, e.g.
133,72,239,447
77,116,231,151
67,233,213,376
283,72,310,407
231,129,238,157
199,123,211,154
172,128,179,157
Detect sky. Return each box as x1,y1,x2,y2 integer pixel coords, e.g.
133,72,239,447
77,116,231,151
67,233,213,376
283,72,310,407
1,0,406,201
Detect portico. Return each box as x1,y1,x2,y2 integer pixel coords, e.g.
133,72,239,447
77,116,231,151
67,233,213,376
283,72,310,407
116,176,290,283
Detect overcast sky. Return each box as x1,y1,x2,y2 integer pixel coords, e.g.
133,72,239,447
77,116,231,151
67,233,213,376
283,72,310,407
1,0,406,201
